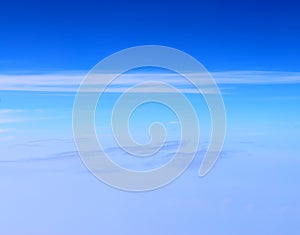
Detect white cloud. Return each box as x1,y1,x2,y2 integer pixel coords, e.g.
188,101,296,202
0,109,25,124
0,118,20,124
168,121,179,125
0,109,23,114
0,128,13,133
212,70,300,84
0,70,299,93
0,135,14,141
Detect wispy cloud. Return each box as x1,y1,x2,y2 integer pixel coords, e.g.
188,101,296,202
0,70,299,93
0,109,23,114
168,121,179,125
0,73,83,92
0,109,64,125
213,70,300,84
0,109,25,124
0,128,13,133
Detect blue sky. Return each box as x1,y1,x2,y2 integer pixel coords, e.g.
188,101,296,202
1,0,300,72
1,0,300,234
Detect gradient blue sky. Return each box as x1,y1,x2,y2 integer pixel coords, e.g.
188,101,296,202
1,0,300,72
1,0,300,234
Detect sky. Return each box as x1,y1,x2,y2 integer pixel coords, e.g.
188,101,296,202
1,0,300,234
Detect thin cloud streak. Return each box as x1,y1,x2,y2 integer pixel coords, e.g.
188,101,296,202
0,109,25,124
0,70,299,92
0,109,24,114
0,128,13,133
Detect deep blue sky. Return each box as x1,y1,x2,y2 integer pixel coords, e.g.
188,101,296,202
1,0,300,72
